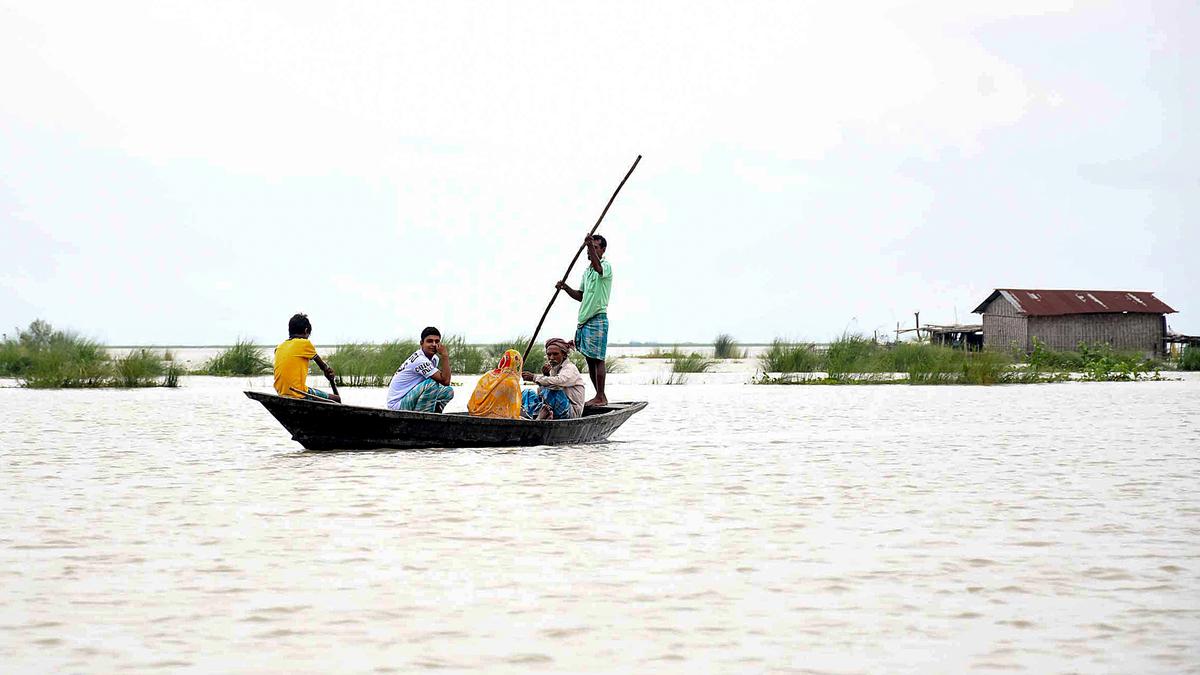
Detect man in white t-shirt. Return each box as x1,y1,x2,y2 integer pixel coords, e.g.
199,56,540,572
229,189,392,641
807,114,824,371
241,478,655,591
386,327,454,412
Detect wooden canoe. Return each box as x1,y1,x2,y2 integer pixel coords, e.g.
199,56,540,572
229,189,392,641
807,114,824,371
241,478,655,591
245,390,647,450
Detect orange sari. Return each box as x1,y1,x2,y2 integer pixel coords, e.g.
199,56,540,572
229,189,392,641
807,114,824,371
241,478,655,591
467,349,524,419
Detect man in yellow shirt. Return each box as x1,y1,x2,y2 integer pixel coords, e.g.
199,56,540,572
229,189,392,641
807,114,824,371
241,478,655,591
273,313,340,402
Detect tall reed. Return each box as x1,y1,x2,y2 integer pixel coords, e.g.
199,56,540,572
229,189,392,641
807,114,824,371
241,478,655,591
325,340,417,387
3,320,177,388
713,334,743,359
1180,345,1200,371
760,340,821,373
203,339,271,376
113,349,167,388
490,337,544,374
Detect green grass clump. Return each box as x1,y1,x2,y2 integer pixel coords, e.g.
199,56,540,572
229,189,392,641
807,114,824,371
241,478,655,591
0,339,31,377
641,346,688,359
444,335,487,375
1180,345,1200,371
3,320,177,388
760,340,821,373
325,340,417,387
671,353,715,374
490,337,544,375
713,334,743,359
824,334,878,380
113,349,166,387
203,339,271,376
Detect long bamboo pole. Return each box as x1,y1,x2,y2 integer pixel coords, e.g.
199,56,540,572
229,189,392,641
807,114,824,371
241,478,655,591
522,155,642,363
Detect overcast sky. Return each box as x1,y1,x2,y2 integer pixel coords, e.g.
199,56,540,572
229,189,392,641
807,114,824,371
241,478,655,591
2,1,1195,345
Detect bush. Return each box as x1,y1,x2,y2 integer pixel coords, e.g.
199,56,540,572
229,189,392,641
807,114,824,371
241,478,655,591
760,340,821,373
203,339,271,376
325,340,418,387
671,353,715,374
825,334,878,379
113,349,166,388
0,339,31,377
490,337,544,375
713,334,743,359
1180,345,1200,371
444,335,487,375
3,320,177,388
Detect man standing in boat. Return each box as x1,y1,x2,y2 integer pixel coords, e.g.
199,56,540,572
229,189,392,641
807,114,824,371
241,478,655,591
555,234,612,407
386,327,454,413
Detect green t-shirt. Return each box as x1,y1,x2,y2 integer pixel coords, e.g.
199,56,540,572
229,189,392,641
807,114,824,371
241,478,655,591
578,259,613,324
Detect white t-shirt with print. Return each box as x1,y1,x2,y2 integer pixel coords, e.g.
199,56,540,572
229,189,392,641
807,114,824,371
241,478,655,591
386,350,439,409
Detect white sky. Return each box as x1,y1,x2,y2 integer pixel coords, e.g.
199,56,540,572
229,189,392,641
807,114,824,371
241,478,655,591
2,1,1195,344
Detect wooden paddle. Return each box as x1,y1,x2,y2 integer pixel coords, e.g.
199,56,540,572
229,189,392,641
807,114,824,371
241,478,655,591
522,155,642,364
289,386,339,403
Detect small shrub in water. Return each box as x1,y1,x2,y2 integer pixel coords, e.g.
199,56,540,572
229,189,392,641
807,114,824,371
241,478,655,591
490,337,544,374
671,353,715,374
760,340,821,373
825,334,878,379
326,340,418,387
1180,345,1200,371
444,335,487,375
713,334,742,359
204,339,271,376
113,349,166,388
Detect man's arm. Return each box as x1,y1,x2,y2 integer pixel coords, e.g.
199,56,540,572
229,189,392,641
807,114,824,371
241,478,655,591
585,235,603,274
312,354,336,382
555,280,583,302
536,361,582,387
430,344,452,385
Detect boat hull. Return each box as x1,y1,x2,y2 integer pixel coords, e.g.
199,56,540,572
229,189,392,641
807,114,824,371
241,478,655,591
245,390,647,450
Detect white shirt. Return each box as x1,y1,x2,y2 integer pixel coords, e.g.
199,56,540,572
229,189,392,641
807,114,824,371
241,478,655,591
534,360,586,418
386,350,439,409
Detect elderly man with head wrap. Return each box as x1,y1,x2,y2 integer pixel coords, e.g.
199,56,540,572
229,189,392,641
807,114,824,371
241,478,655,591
521,337,586,419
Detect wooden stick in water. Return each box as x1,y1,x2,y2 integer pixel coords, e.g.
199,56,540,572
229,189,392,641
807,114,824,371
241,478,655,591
523,155,642,363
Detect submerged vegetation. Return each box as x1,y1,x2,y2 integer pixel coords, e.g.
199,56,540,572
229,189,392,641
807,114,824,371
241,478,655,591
201,339,271,376
1,320,179,388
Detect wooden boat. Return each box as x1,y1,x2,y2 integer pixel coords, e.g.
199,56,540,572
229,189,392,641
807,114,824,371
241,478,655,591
245,390,648,450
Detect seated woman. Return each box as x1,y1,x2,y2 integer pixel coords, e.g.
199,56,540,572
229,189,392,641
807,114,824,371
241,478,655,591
521,338,586,419
467,349,524,419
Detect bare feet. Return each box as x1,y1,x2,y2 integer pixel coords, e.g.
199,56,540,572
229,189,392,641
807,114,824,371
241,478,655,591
584,396,608,407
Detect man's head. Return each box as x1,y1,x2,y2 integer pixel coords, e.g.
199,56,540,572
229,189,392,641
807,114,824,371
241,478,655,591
591,234,607,254
420,326,442,358
544,337,573,367
288,313,312,338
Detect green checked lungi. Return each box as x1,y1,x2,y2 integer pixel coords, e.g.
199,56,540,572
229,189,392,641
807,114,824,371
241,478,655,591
397,379,454,413
574,313,608,361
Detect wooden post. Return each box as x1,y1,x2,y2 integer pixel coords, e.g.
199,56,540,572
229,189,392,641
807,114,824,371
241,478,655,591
914,311,920,342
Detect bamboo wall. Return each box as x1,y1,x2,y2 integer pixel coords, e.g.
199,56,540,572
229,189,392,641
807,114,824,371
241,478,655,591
980,296,1028,351
979,294,1166,355
1027,313,1164,355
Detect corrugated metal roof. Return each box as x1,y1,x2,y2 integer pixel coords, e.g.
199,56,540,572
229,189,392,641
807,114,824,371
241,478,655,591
972,289,1177,316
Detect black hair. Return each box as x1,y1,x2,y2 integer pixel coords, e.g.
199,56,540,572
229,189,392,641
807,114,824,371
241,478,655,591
420,326,441,341
591,234,607,249
288,313,312,337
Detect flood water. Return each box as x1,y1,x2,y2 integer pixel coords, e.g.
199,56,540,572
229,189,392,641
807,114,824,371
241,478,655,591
2,368,1199,672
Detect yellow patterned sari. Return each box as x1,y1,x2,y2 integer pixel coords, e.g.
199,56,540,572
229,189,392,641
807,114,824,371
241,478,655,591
467,349,524,419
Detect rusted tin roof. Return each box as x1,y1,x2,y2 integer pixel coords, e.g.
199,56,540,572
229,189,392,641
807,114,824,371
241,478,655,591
972,289,1177,316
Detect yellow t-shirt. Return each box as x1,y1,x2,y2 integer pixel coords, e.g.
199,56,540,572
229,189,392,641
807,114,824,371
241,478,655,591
274,338,318,397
